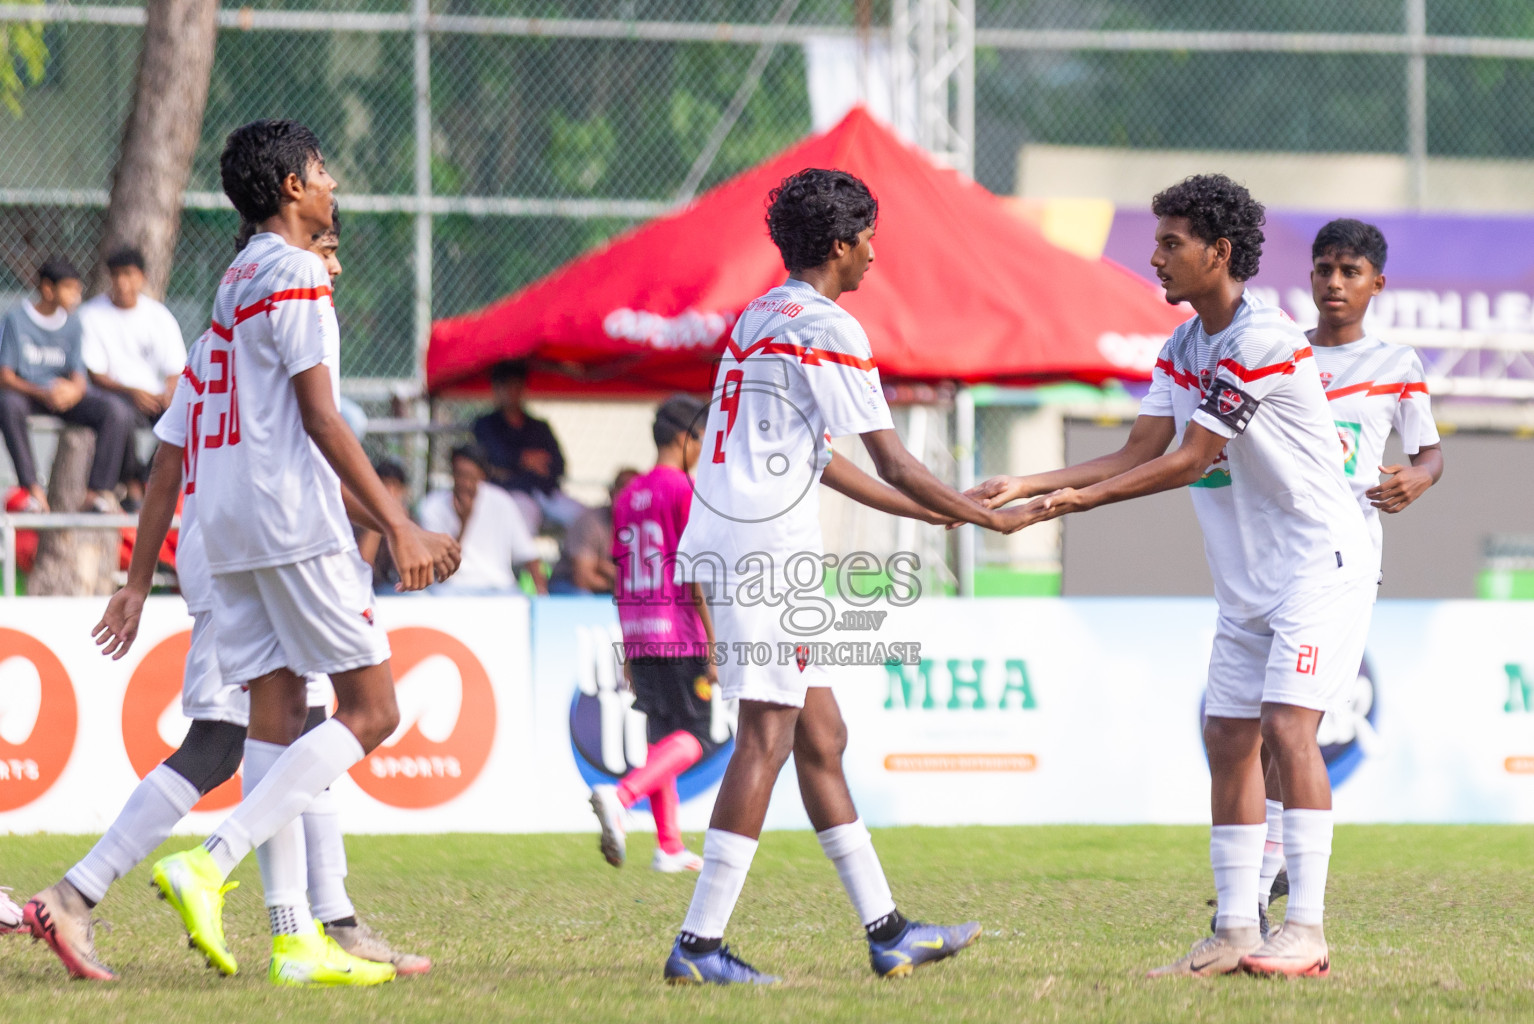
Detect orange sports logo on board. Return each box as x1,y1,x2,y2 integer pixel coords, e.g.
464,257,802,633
348,628,496,809
0,628,78,811
121,630,241,811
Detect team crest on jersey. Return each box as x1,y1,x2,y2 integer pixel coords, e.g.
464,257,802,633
1335,421,1362,476
1319,371,1334,388
1197,381,1259,434
1198,368,1213,394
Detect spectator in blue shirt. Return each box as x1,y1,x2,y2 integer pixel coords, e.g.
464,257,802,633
0,258,134,512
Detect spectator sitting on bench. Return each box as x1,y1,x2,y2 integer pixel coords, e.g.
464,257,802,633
0,258,132,513
471,359,587,533
78,246,186,509
420,442,547,595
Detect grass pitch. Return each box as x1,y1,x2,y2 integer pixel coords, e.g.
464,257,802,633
1,826,1530,1023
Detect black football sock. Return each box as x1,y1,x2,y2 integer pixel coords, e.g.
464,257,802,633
866,909,909,943
679,931,722,955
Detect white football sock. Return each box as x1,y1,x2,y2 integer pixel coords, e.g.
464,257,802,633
244,739,314,937
203,719,364,878
1257,799,1286,908
679,829,758,940
1210,823,1266,930
1281,808,1333,926
816,819,896,927
66,764,200,904
303,787,355,924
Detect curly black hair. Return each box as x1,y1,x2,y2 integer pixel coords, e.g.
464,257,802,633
766,169,878,272
220,119,324,225
1151,174,1266,282
1312,218,1387,272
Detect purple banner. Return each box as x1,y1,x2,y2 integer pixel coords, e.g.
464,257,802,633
1104,209,1534,334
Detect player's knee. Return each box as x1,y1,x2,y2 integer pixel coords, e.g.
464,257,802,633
1259,709,1316,759
163,719,247,795
796,718,848,769
344,702,400,753
1202,715,1257,765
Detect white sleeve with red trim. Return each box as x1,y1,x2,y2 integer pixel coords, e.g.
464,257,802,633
265,251,337,378
1191,326,1307,440
154,373,192,448
800,317,895,438
1392,351,1440,456
1139,339,1176,417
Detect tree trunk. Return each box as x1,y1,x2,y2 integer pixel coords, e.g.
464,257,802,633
93,0,219,299
30,427,119,596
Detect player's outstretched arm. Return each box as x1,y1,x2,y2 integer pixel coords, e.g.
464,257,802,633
968,414,1177,508
821,449,951,524
93,441,182,659
998,421,1227,532
292,364,460,590
1367,444,1443,514
857,428,1002,530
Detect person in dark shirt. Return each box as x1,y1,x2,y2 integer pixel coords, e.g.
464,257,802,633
471,359,587,531
0,258,134,512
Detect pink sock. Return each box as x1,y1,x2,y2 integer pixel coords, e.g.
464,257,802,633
616,731,703,806
650,780,684,854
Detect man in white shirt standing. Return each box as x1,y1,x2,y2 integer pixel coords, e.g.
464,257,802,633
144,118,458,987
974,175,1373,979
418,443,546,595
78,247,186,505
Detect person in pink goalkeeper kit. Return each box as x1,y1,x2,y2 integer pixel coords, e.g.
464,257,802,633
590,395,719,874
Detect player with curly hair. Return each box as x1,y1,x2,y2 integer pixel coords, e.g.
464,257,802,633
971,174,1372,979
661,168,1005,985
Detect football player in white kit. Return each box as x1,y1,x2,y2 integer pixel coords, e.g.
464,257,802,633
139,119,457,985
26,211,429,982
974,175,1372,978
1240,218,1444,923
663,169,1013,986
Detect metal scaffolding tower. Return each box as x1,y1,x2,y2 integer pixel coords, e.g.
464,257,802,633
891,0,976,177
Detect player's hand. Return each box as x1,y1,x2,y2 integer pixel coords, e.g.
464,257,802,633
1367,464,1433,514
995,488,1085,533
966,475,1024,509
388,523,459,591
92,586,147,660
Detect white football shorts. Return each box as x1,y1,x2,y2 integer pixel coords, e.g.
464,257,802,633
182,612,340,725
1204,571,1376,719
210,548,390,683
710,594,832,708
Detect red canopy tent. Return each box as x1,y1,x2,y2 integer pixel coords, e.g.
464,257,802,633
427,108,1185,395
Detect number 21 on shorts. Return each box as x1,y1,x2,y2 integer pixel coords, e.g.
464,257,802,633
711,368,744,464
1295,644,1319,676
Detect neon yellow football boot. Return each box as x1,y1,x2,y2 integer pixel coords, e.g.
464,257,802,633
151,846,239,976
269,923,397,988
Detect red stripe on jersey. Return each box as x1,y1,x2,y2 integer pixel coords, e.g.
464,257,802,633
1325,380,1425,400
209,320,232,341
233,286,334,327
182,364,206,395
1155,356,1200,391
723,335,876,371
1217,346,1313,382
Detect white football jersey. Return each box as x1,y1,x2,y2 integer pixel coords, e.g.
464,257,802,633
188,232,354,573
153,333,211,613
1140,292,1371,618
1312,335,1439,562
676,279,894,591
